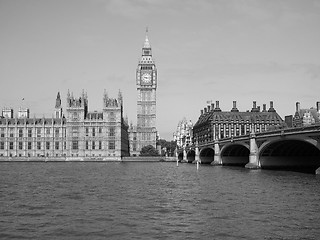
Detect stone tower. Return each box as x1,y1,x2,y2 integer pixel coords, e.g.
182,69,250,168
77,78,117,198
65,90,88,156
135,29,157,151
66,90,88,121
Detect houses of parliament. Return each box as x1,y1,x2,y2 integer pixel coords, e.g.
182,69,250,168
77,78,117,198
0,32,158,160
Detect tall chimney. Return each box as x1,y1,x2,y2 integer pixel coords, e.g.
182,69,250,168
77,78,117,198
296,102,300,113
211,103,215,111
231,101,239,112
270,101,274,109
204,107,207,113
207,105,211,112
317,101,320,112
263,104,266,112
214,100,221,112
251,101,258,112
201,109,203,115
268,101,275,112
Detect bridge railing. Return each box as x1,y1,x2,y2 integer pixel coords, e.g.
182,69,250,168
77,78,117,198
254,124,320,138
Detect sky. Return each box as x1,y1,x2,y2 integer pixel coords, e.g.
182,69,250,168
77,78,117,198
0,0,320,140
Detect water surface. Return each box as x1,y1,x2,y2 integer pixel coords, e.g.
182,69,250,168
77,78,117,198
0,162,319,239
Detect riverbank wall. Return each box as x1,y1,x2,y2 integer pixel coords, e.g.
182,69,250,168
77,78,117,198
0,156,177,162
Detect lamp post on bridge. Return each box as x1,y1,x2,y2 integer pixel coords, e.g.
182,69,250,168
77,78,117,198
175,147,179,166
195,141,200,169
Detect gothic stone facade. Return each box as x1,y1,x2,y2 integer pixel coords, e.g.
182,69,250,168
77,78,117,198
173,118,193,148
0,91,129,160
292,101,320,127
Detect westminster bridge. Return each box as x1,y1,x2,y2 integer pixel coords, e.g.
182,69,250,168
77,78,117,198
177,125,320,174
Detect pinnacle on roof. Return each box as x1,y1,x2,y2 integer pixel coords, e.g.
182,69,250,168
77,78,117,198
103,89,108,99
55,91,61,108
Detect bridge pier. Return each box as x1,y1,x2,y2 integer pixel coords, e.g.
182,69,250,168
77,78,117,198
182,148,188,163
195,143,200,163
211,138,222,166
192,143,201,164
245,131,261,169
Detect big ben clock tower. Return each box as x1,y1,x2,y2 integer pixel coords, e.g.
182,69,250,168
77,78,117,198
135,29,157,151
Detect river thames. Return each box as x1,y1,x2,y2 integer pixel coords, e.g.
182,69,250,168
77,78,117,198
0,162,319,239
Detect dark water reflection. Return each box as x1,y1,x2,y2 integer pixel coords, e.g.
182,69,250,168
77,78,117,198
0,162,320,239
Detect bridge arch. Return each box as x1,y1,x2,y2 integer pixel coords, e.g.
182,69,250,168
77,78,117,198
259,138,320,173
220,143,250,166
199,147,214,164
187,150,195,163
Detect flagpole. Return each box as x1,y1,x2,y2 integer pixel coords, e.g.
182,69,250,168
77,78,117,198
21,98,25,110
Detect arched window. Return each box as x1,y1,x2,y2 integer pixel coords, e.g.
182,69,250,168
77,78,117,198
109,112,116,122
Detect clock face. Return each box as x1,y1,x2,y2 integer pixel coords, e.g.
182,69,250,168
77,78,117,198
141,73,151,84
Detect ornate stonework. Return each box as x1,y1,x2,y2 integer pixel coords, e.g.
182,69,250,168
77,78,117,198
0,91,129,160
129,30,158,156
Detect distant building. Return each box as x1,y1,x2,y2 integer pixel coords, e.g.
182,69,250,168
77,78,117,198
193,101,284,144
173,118,193,148
284,115,293,128
292,101,320,127
0,91,129,160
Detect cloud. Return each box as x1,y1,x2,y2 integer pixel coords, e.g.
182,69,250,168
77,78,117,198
301,64,320,82
105,0,145,18
105,74,127,83
104,0,172,18
103,0,215,19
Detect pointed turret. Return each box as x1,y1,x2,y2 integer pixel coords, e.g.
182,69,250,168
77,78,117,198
103,89,108,107
81,89,86,105
55,92,61,108
118,89,123,106
54,91,63,118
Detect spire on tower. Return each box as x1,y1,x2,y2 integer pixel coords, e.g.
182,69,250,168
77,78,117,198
118,89,122,99
103,89,108,106
55,91,63,118
143,27,151,49
118,89,123,106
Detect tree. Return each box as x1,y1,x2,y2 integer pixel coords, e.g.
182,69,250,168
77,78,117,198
156,139,177,157
140,145,159,156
